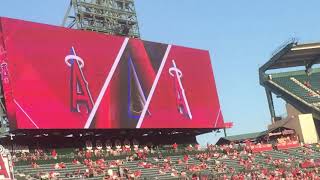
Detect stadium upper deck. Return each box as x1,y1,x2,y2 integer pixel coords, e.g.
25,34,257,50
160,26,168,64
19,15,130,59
260,41,320,120
260,41,320,144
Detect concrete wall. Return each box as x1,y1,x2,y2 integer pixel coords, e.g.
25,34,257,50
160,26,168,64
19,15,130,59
268,103,319,144
298,114,318,144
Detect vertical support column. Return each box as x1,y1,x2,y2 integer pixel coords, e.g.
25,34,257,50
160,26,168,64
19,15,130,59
265,88,276,123
223,128,227,137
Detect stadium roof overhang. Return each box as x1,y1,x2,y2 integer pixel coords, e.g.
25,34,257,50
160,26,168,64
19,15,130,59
260,42,320,72
259,41,320,122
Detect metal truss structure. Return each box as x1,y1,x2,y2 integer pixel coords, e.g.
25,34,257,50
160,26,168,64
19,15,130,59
62,0,140,38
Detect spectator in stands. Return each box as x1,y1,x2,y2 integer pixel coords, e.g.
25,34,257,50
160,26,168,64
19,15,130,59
195,144,200,151
31,161,39,168
17,139,320,180
72,158,80,165
187,144,193,151
172,142,178,152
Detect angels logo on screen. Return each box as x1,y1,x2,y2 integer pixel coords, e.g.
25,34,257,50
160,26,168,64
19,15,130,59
169,59,192,119
65,47,94,114
0,18,226,130
0,146,14,179
127,56,148,119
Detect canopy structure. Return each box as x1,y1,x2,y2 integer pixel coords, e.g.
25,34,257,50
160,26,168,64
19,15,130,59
259,40,320,122
260,41,320,72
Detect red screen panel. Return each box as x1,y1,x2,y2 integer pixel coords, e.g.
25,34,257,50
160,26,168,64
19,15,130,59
0,17,224,129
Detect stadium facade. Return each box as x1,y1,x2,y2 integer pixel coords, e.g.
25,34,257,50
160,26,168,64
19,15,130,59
260,41,320,144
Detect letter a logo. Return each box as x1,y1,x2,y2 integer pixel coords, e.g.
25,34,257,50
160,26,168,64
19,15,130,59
65,47,94,114
0,155,9,179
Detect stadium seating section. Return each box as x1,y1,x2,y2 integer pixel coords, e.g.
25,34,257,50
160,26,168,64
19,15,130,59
270,68,320,107
12,142,320,179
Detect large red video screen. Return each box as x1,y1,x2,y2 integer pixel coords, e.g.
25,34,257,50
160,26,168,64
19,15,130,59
0,17,224,129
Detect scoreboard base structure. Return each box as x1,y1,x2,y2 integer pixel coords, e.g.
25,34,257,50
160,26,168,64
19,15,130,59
1,128,218,148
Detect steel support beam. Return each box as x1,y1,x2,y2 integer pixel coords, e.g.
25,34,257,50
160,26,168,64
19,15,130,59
62,0,140,38
265,88,276,123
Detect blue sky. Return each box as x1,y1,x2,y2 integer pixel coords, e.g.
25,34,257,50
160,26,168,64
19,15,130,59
1,0,320,144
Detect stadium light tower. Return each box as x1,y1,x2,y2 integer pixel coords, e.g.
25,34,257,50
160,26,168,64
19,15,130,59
62,0,140,38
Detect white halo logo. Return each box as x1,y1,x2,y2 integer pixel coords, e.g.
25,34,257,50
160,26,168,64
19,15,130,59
169,66,182,78
168,60,192,119
65,47,85,68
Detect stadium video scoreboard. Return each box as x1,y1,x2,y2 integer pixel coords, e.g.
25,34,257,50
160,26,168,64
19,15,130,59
0,17,224,130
